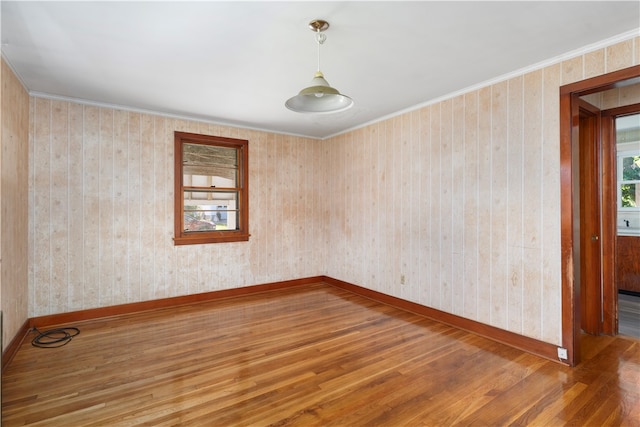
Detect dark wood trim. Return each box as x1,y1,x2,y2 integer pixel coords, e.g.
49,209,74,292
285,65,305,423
600,110,617,334
560,65,640,367
29,277,322,329
577,99,602,336
2,319,30,371
323,277,566,365
6,276,568,371
560,90,578,366
559,65,640,96
173,131,250,246
602,103,640,118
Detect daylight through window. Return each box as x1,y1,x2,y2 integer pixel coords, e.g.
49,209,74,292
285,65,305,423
174,132,249,245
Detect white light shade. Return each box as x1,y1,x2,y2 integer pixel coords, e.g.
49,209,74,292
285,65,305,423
285,71,353,113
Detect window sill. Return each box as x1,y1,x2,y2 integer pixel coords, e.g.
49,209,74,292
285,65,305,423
173,233,250,246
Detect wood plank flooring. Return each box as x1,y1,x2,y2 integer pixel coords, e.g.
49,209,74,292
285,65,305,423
3,283,640,426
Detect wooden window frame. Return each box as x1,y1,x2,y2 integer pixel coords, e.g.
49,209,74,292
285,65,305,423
174,131,249,245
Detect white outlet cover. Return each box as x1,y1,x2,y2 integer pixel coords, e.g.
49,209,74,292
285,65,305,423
557,347,568,359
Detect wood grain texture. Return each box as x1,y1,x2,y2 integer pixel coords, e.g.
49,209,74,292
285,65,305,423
617,236,640,293
1,58,30,354
325,277,561,364
29,277,321,330
3,283,639,426
578,101,602,336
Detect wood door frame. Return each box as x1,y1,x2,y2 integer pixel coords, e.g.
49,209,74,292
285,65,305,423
577,99,602,336
560,65,640,366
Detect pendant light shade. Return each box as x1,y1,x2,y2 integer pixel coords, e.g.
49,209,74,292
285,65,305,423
285,71,353,113
285,20,353,114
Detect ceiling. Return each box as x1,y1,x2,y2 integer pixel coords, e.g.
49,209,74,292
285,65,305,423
2,1,639,139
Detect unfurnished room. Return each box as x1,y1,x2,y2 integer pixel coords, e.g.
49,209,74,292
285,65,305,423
1,1,639,426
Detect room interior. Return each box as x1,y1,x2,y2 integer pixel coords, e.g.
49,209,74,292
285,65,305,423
1,1,640,424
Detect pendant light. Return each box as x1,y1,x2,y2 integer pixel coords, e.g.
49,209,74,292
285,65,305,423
285,19,353,114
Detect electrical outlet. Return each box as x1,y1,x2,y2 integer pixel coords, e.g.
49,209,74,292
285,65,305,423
557,347,568,360
400,275,405,285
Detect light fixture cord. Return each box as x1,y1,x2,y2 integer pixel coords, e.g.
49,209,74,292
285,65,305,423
315,30,326,72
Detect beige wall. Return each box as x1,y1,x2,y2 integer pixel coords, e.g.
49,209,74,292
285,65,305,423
28,103,324,316
25,35,639,348
324,36,639,346
1,59,30,350
582,82,640,109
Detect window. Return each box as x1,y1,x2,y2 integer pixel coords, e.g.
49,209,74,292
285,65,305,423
174,132,249,245
616,114,640,212
618,153,640,209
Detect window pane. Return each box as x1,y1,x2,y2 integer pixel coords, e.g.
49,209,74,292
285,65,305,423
621,156,640,180
621,184,638,208
184,191,239,231
183,143,238,187
184,211,216,232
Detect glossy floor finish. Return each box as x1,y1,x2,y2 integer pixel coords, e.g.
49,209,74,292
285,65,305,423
619,292,640,339
3,283,640,426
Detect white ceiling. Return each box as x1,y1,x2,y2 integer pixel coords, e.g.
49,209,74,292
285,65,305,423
2,1,639,139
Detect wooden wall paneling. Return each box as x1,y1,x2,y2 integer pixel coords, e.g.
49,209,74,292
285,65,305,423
390,117,402,298
561,55,584,86
32,98,53,316
606,38,634,73
476,87,492,325
1,58,30,355
507,75,524,334
139,113,156,301
98,108,115,307
451,96,465,315
152,116,167,299
429,105,442,310
440,100,454,314
368,123,380,294
84,106,101,308
68,103,85,311
50,101,69,314
522,70,544,338
401,114,413,301
490,81,508,330
584,49,606,80
463,92,479,320
541,62,563,345
113,109,130,305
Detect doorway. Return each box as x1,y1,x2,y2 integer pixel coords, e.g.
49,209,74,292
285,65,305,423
560,64,640,366
608,110,640,339
576,98,640,338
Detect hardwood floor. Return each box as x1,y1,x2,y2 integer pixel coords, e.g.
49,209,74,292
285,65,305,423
3,283,639,426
